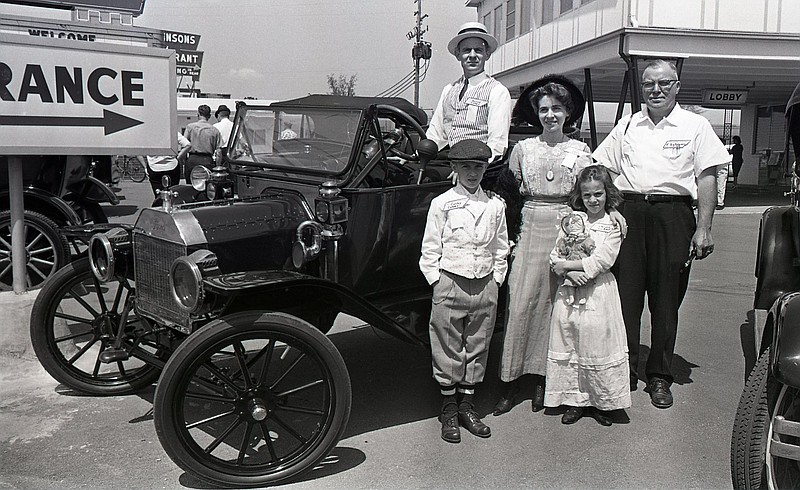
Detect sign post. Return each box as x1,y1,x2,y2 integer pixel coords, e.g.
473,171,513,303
7,157,25,293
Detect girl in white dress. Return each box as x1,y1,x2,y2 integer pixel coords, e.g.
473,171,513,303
546,165,631,426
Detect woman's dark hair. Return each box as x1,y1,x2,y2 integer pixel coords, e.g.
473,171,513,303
732,135,741,144
568,165,622,212
529,82,575,131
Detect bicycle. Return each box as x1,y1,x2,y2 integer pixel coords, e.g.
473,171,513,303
113,156,147,183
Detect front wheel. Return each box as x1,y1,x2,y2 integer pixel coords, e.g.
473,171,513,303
153,311,351,488
731,347,800,488
29,257,162,395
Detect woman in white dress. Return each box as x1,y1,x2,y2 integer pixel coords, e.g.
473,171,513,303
493,75,593,415
493,75,626,416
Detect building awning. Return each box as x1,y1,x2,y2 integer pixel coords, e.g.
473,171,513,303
495,27,800,108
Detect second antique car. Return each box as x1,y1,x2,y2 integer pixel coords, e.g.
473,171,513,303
0,154,119,290
29,95,467,487
731,81,800,489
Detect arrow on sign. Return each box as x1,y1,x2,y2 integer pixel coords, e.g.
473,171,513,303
0,109,143,135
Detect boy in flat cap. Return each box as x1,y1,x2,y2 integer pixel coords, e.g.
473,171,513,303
419,139,510,443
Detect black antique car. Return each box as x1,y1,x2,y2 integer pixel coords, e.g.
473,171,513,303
731,81,800,488
28,95,465,487
0,154,118,290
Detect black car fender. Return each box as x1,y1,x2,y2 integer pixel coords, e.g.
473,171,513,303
771,291,800,387
202,269,423,345
64,175,119,205
754,205,800,310
0,188,83,226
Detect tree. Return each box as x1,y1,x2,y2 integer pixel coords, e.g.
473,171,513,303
327,73,357,96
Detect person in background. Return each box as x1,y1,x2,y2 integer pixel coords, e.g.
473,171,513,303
184,104,222,183
426,22,511,162
419,139,509,444
716,136,731,209
729,135,744,188
546,165,630,426
592,59,730,409
280,121,298,140
213,104,234,164
137,132,190,204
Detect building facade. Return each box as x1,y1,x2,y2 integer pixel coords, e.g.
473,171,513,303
467,0,800,186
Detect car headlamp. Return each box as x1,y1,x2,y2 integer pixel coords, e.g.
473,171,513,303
205,166,234,201
170,250,218,313
88,227,130,282
190,165,212,192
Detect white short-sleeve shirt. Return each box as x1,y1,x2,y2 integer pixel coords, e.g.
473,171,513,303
592,104,731,199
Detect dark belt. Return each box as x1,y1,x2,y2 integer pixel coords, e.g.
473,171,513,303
622,193,692,204
189,152,212,156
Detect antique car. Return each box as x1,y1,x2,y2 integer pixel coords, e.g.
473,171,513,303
28,95,467,488
0,154,118,290
731,81,800,488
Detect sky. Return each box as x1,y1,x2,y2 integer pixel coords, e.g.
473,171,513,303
0,0,477,111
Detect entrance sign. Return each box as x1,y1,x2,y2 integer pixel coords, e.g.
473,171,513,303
701,89,749,106
0,33,176,155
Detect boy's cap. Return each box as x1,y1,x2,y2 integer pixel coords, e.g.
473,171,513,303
449,139,491,164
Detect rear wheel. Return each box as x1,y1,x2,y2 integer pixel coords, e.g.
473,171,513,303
29,257,161,395
731,347,800,488
0,210,70,291
153,311,351,488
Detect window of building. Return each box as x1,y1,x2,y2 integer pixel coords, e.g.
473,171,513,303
494,5,503,41
483,12,492,34
542,0,554,24
560,0,573,14
581,0,594,5
506,0,516,41
520,0,531,33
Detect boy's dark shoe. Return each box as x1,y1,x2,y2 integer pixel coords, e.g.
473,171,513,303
440,412,461,443
531,382,545,412
647,378,674,409
459,409,491,438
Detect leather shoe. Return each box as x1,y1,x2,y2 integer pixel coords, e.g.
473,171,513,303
561,406,584,424
459,409,491,438
591,408,613,426
440,412,461,443
493,383,520,416
531,383,545,412
648,378,674,409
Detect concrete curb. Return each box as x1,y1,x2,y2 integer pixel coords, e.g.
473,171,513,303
0,288,39,359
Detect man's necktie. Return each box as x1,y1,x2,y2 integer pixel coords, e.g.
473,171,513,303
459,79,468,100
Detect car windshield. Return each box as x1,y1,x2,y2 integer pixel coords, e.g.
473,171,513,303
228,105,363,174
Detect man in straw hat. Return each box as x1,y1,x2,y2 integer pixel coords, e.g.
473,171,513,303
426,22,512,162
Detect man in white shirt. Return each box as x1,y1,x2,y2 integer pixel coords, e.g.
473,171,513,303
426,22,511,162
593,59,731,409
213,104,234,163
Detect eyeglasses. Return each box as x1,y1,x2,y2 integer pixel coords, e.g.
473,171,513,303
641,79,678,91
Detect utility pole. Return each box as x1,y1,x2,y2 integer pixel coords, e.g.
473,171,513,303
410,0,431,107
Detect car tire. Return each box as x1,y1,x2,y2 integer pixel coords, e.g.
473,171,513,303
29,257,162,395
0,210,70,291
153,311,351,488
730,347,800,489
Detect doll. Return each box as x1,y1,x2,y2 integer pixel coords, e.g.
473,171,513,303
555,212,595,305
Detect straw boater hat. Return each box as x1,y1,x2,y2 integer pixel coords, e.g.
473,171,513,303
512,74,586,130
447,22,498,56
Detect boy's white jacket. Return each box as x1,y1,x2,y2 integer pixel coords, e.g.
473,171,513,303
419,184,509,286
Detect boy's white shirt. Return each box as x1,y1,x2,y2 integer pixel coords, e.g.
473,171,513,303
419,183,510,286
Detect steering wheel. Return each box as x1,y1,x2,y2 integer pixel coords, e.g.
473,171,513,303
375,104,427,159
